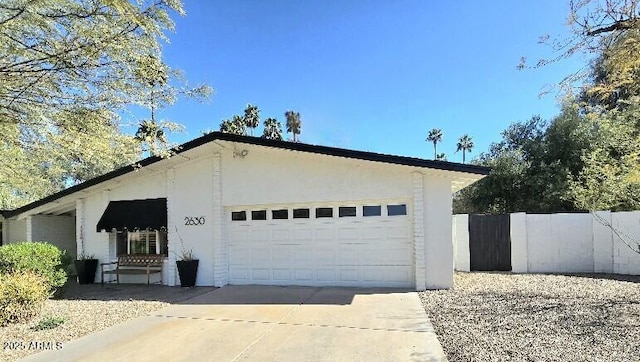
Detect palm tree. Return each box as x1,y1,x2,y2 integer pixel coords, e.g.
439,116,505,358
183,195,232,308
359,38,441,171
135,120,167,157
262,118,283,140
426,128,442,159
243,104,260,136
219,118,243,135
284,110,301,142
231,115,247,135
456,134,474,163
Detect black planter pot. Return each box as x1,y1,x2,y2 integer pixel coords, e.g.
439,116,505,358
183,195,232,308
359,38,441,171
176,260,199,287
74,259,98,284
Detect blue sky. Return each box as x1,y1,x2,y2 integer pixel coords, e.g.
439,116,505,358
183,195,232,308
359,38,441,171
142,0,588,163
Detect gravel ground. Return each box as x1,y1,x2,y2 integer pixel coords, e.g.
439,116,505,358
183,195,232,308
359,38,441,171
0,283,215,362
420,272,640,362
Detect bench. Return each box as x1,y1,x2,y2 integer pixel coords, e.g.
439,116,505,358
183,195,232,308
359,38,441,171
101,254,164,285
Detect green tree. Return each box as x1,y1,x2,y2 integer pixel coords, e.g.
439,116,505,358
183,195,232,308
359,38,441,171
0,0,200,123
436,153,447,161
0,107,140,209
0,0,211,209
285,110,302,142
453,105,591,214
232,115,247,136
219,115,246,136
456,135,474,164
570,101,640,211
262,118,284,140
426,128,443,160
134,120,177,157
454,149,530,214
133,54,209,156
244,104,260,136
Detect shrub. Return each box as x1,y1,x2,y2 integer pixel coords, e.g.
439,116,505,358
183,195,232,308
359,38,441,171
31,315,66,331
0,271,49,326
0,242,68,291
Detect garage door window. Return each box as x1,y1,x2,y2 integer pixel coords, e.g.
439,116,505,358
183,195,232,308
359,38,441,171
232,211,246,221
293,208,310,219
272,209,288,220
315,207,333,218
251,210,267,220
387,204,407,216
338,206,357,217
363,205,382,217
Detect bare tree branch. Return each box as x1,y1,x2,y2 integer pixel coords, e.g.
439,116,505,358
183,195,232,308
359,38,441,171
587,18,640,36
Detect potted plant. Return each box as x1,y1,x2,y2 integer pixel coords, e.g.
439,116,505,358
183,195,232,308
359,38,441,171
175,228,198,287
176,249,199,287
74,226,98,284
74,252,98,284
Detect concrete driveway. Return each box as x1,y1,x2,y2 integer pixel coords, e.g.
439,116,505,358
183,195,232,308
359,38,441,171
23,286,446,362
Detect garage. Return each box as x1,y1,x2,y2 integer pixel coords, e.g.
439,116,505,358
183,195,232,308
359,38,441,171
227,202,413,287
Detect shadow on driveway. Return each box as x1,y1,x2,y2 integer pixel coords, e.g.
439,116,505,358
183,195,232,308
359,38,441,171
57,282,217,303
58,282,414,306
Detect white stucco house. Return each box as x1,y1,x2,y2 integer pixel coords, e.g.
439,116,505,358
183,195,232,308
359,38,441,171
0,132,488,290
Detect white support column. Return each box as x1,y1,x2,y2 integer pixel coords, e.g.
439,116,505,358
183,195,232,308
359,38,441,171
212,153,227,287
76,199,85,257
100,190,110,264
412,172,426,291
25,216,33,242
423,176,454,289
166,168,177,286
510,212,528,273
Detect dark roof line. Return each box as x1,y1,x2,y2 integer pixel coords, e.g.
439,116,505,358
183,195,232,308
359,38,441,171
1,132,490,218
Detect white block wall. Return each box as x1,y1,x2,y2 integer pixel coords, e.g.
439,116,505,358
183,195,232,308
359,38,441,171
611,212,640,274
525,213,593,273
452,214,469,272
454,211,640,275
510,213,527,273
592,211,614,273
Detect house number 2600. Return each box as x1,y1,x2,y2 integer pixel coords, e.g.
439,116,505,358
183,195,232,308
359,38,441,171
184,217,205,226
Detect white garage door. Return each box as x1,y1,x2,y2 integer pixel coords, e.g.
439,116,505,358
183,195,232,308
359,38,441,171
227,203,414,287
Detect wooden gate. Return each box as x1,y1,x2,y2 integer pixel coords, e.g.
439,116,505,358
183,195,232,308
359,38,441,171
469,214,511,271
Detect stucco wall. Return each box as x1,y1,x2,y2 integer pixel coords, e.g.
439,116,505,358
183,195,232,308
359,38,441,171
454,211,640,275
31,215,76,259
526,213,594,273
423,176,454,289
452,214,470,272
510,213,528,273
6,218,26,243
611,211,640,274
220,146,413,206
171,157,215,286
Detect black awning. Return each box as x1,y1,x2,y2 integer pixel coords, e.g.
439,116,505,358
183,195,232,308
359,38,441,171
96,198,167,232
